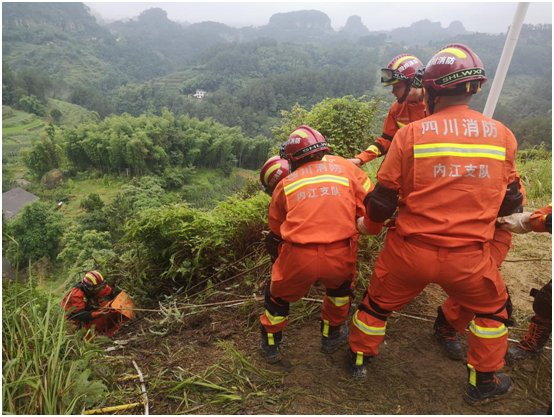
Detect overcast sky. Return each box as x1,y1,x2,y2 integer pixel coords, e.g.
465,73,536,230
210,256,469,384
84,2,552,33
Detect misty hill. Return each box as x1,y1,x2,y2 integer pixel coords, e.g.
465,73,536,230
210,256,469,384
387,19,469,44
2,2,551,146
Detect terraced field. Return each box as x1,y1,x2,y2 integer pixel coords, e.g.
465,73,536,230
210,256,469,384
2,106,44,156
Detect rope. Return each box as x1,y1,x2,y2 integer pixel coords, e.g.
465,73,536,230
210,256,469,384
132,360,149,415
504,258,552,263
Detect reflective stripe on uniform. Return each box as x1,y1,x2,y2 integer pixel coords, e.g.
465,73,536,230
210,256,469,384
322,319,330,337
396,121,407,129
352,310,386,336
284,175,350,196
264,309,287,326
414,143,506,161
362,178,372,192
467,363,477,386
365,144,381,156
326,295,350,307
469,320,508,339
356,351,365,366
267,333,275,346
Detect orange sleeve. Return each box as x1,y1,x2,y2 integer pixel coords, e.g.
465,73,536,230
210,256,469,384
355,103,398,164
61,288,85,315
530,204,552,233
268,182,287,236
376,124,407,192
350,163,374,218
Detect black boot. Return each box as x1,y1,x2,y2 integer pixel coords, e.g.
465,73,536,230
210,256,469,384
347,349,371,379
464,364,513,405
506,315,551,363
260,328,282,364
321,322,349,354
433,306,464,361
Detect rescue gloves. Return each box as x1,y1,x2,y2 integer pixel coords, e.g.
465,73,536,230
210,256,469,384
364,183,398,223
496,212,532,233
264,231,283,262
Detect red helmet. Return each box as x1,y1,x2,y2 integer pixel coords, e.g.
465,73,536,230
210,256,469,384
82,270,106,292
280,125,329,163
422,43,487,92
260,156,290,195
381,54,424,86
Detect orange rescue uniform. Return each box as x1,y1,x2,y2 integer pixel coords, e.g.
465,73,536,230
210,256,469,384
350,104,518,373
61,284,121,336
530,204,552,233
260,155,379,337
355,99,426,164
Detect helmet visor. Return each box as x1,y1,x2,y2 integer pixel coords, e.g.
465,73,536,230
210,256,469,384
380,68,409,85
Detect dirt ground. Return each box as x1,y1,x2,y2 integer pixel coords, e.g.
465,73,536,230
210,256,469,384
104,231,551,415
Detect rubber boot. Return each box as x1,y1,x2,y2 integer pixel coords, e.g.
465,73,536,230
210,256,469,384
506,315,551,363
464,364,513,405
321,321,349,354
347,349,371,379
260,328,282,364
433,306,464,361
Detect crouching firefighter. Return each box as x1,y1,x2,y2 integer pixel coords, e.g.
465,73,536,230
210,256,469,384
61,270,128,337
259,125,382,363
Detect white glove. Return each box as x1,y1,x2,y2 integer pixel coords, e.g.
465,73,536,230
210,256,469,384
357,216,369,235
497,212,532,234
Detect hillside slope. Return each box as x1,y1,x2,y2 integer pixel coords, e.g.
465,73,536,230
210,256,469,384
99,231,551,414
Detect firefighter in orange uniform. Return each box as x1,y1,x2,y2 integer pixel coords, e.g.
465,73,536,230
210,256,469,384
61,270,122,337
348,44,523,405
498,205,552,361
259,125,381,363
349,53,426,167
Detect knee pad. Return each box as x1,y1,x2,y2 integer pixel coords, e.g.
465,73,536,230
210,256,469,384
475,294,514,327
326,280,352,298
264,283,289,317
358,294,391,322
531,280,552,321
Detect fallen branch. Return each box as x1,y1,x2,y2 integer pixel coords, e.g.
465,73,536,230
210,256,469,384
132,359,149,415
83,402,142,414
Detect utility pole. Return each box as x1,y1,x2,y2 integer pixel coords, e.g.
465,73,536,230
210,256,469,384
483,2,529,117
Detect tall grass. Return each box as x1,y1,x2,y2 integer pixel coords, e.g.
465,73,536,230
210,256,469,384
2,280,106,414
517,147,552,207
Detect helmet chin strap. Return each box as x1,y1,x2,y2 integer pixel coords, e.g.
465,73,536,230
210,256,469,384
396,80,412,104
425,89,437,114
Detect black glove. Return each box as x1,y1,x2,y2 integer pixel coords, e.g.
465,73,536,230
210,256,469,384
264,231,283,262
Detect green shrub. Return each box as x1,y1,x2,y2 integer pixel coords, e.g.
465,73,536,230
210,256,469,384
120,191,270,299
79,193,104,212
4,201,64,266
